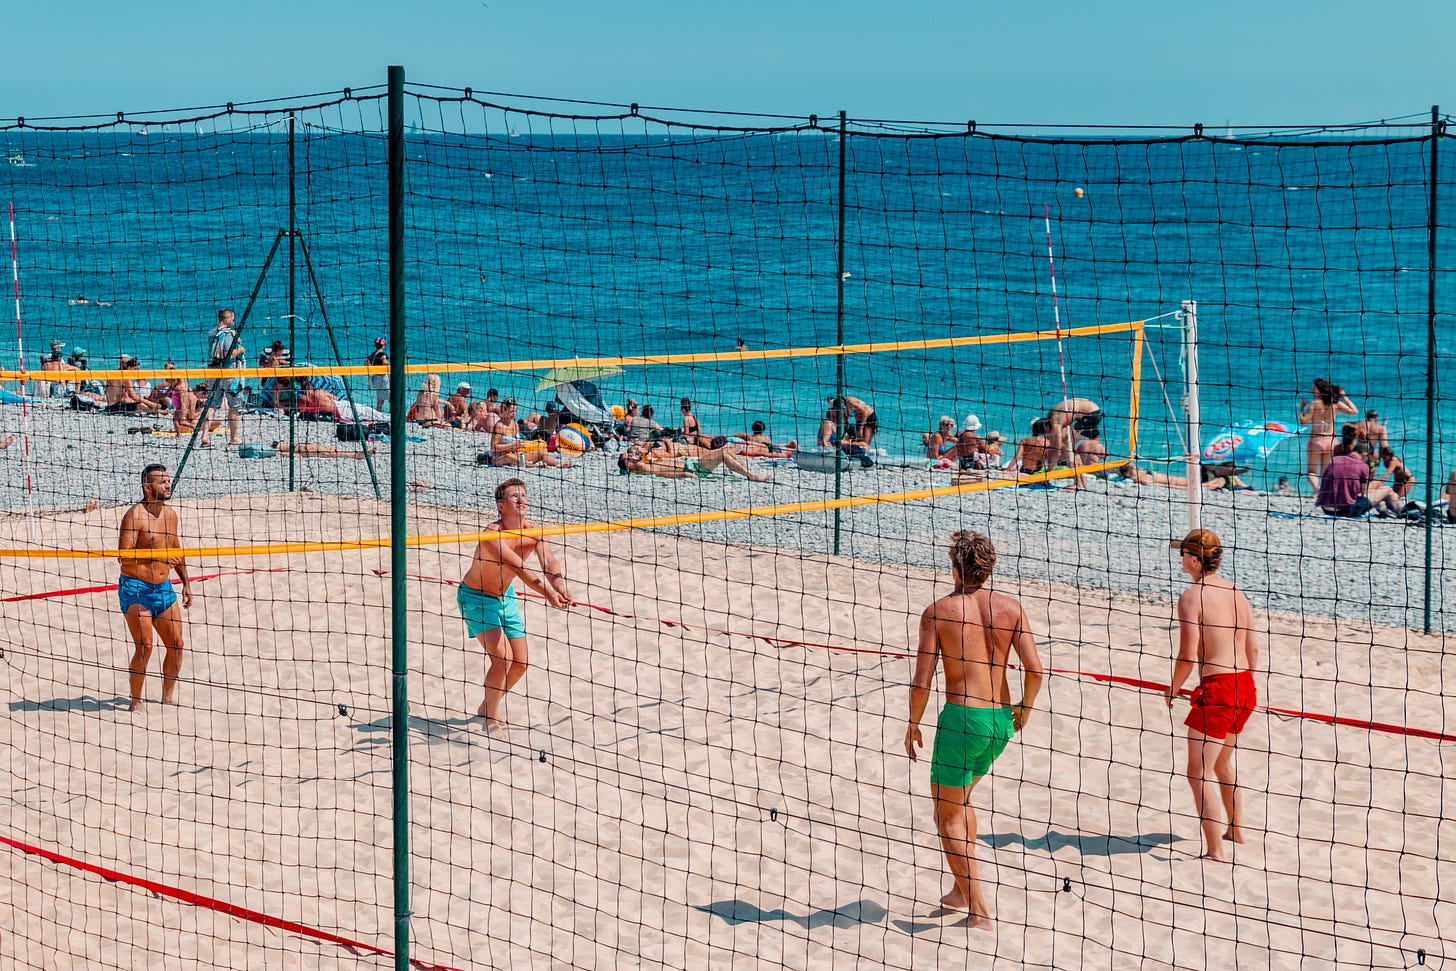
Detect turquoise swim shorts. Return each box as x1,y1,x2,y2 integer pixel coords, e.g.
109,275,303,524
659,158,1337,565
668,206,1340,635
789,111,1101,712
456,582,526,640
929,704,1015,787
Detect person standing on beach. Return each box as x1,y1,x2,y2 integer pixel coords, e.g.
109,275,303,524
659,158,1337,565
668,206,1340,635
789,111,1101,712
906,531,1044,929
118,464,192,711
1297,378,1357,489
202,308,246,445
458,478,571,727
1165,528,1258,861
365,337,389,412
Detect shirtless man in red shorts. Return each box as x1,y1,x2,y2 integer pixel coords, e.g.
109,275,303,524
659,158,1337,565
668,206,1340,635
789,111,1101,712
1165,528,1259,861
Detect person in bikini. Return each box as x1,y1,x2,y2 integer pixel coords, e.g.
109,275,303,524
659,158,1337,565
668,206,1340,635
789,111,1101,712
489,399,572,468
458,477,571,727
922,416,959,459
117,464,192,710
1007,418,1056,475
736,420,797,457
907,530,1043,929
1297,378,1358,490
617,439,772,481
1372,445,1414,506
678,397,712,448
1165,528,1258,861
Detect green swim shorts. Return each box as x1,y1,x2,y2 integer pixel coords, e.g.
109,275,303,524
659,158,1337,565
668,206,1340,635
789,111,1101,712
683,458,716,479
929,704,1015,787
457,582,526,640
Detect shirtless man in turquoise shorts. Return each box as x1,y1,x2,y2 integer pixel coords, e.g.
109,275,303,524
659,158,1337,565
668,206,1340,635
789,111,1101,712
906,530,1044,929
459,477,571,728
118,463,192,710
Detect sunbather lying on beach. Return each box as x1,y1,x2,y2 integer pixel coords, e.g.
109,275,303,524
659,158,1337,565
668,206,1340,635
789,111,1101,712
728,421,797,458
1116,461,1248,491
272,441,376,459
617,440,772,481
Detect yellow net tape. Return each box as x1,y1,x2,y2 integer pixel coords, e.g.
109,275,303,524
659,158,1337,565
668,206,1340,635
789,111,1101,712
0,461,1128,560
0,320,1145,383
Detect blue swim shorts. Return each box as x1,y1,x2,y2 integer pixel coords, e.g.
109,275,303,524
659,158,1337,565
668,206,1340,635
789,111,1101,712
117,574,178,619
929,704,1015,787
457,582,526,640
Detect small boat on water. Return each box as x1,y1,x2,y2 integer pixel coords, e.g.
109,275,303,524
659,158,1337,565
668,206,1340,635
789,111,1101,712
8,153,31,167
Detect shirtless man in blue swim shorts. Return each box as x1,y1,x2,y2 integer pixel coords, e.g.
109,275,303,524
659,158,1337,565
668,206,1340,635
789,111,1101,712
459,477,571,728
907,530,1044,929
118,463,192,711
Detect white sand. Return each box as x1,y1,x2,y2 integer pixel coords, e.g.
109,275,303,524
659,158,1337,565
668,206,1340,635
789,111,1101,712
1,485,1453,969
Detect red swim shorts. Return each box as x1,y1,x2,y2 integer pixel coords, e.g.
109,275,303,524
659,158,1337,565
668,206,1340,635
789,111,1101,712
1184,671,1257,740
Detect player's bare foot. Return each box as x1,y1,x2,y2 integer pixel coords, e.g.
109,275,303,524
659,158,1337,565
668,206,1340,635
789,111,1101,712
128,697,144,712
953,912,993,930
939,889,968,910
161,692,177,705
1199,849,1228,862
1224,826,1244,844
483,717,508,732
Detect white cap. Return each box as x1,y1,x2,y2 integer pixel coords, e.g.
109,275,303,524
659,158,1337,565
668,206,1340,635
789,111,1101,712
963,414,982,432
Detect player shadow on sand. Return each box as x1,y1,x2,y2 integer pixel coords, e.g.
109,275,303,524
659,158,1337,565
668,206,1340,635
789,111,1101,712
348,713,484,748
980,830,1182,856
8,694,130,714
697,898,888,929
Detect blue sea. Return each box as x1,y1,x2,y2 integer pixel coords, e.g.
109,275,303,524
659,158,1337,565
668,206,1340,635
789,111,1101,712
3,120,1454,490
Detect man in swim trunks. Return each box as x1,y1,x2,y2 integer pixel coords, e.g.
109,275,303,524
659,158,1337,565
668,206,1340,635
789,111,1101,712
459,477,571,727
1165,528,1259,861
906,531,1044,929
830,394,878,447
118,463,192,710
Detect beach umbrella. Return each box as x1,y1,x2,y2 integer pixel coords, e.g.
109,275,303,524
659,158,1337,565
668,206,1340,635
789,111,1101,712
1201,419,1297,464
535,364,624,390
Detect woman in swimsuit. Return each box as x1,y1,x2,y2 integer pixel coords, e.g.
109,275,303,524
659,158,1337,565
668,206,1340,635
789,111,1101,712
679,397,711,448
1297,378,1357,490
922,416,958,459
408,373,448,427
1374,446,1414,501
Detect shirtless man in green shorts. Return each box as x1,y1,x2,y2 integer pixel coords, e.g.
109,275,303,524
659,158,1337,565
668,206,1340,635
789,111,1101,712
459,477,571,728
907,530,1044,929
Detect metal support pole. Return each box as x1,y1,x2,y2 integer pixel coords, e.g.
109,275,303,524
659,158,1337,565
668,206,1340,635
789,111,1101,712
294,236,382,498
387,64,411,971
292,114,301,494
288,113,297,492
1182,300,1201,532
175,232,286,486
1424,105,1440,634
832,110,847,556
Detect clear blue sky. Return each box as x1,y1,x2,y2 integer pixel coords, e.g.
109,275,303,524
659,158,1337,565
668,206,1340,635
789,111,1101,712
6,0,1452,127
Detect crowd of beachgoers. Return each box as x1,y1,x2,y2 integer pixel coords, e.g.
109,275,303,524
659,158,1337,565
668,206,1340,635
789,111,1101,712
17,312,1456,522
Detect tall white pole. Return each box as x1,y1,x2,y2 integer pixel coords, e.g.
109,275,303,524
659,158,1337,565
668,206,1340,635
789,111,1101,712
1182,300,1201,531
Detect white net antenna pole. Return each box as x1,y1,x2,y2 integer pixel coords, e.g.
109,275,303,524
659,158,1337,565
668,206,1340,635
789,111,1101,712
1182,299,1201,531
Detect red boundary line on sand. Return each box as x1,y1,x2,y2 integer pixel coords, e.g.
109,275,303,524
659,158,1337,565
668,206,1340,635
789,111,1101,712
379,571,1455,744
2,568,292,603
0,834,464,971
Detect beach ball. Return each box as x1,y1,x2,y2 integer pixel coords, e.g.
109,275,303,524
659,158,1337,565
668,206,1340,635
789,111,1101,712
557,423,593,455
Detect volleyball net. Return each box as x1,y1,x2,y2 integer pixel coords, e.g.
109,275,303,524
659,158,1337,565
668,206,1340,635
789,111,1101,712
0,82,1453,970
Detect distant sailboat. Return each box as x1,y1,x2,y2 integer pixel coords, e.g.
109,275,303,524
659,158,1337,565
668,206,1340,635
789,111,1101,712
1223,120,1236,140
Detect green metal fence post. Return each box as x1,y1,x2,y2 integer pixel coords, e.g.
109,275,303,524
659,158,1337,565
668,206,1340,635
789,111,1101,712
833,109,847,556
387,64,411,971
1425,105,1441,635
